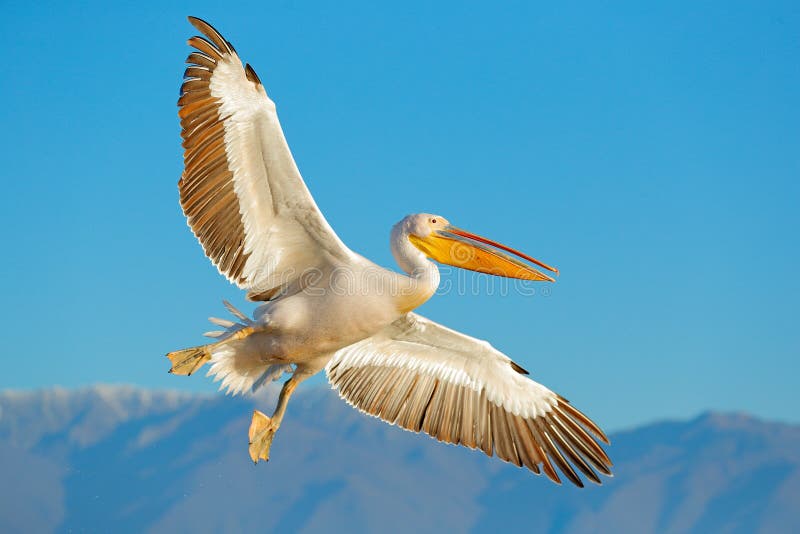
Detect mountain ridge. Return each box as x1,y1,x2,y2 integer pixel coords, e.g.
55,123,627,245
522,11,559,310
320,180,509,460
0,385,797,533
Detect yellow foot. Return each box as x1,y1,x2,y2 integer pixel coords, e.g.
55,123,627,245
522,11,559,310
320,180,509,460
166,346,210,376
248,410,278,463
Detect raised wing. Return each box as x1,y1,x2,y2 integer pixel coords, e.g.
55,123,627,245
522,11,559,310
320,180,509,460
178,17,352,297
325,313,612,487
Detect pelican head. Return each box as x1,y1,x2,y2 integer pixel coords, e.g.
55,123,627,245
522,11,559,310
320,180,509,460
400,213,559,282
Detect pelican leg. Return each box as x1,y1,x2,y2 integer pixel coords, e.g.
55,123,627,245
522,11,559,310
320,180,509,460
248,372,307,463
167,326,259,376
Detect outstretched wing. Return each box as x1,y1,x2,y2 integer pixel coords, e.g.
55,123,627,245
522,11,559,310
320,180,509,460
325,313,612,487
178,17,352,297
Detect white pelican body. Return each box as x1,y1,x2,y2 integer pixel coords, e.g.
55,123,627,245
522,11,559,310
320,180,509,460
168,17,612,487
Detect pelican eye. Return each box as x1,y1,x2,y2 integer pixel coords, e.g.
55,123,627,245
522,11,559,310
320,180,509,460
431,218,437,224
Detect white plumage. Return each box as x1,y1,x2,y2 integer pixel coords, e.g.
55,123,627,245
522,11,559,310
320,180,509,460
168,16,611,487
328,313,557,419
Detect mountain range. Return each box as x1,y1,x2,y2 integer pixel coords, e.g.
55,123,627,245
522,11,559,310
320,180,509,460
0,385,797,533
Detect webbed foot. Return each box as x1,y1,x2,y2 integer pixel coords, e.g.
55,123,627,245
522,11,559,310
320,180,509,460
248,409,278,463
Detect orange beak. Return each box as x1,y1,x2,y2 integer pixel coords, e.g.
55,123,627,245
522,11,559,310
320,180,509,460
409,225,559,282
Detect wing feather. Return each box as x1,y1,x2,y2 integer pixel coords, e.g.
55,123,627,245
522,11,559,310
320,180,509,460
326,313,612,487
178,17,352,295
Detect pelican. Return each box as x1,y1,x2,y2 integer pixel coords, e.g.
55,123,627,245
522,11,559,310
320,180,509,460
168,17,612,487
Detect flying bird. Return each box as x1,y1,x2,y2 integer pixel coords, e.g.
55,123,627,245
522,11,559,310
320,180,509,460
168,16,612,487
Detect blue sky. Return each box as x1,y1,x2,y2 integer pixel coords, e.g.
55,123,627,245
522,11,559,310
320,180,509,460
1,0,797,430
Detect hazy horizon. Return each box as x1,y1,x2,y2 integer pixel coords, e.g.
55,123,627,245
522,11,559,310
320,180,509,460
2,385,798,533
